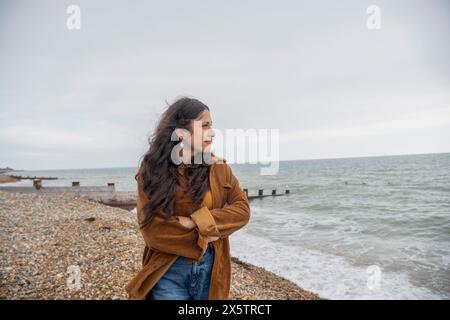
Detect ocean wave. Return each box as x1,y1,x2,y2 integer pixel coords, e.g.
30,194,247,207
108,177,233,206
230,231,443,299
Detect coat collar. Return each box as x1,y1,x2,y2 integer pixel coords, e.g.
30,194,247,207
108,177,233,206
209,154,228,208
175,153,228,208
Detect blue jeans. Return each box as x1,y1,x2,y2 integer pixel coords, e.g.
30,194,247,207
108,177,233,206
149,242,215,300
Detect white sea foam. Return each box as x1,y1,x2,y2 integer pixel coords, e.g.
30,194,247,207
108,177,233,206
230,230,441,299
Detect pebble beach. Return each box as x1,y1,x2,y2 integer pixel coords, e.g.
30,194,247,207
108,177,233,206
0,190,321,300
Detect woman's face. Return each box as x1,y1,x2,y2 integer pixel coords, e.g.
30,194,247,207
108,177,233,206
190,109,215,154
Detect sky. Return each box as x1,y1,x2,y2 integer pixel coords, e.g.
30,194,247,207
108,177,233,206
0,0,449,170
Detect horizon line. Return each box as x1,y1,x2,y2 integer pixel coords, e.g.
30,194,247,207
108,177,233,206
4,150,449,172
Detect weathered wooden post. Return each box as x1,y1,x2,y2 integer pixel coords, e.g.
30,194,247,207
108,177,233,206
258,189,263,197
272,189,276,195
72,181,80,187
33,179,42,190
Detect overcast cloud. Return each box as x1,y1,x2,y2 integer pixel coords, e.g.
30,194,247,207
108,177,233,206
0,0,449,170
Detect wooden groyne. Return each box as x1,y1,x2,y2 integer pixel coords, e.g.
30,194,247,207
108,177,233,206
0,182,135,210
0,181,290,211
244,188,290,200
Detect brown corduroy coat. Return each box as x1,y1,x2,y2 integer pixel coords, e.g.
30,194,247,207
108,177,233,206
125,156,251,300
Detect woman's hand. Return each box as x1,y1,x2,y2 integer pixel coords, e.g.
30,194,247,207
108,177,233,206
176,216,197,229
205,235,219,242
176,216,219,242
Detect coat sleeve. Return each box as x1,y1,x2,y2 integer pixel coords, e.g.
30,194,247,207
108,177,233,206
190,164,251,238
136,176,210,260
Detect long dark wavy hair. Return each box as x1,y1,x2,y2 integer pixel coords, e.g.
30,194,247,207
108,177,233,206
136,97,214,229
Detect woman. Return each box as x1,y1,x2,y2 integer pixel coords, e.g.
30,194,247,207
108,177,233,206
125,97,251,300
